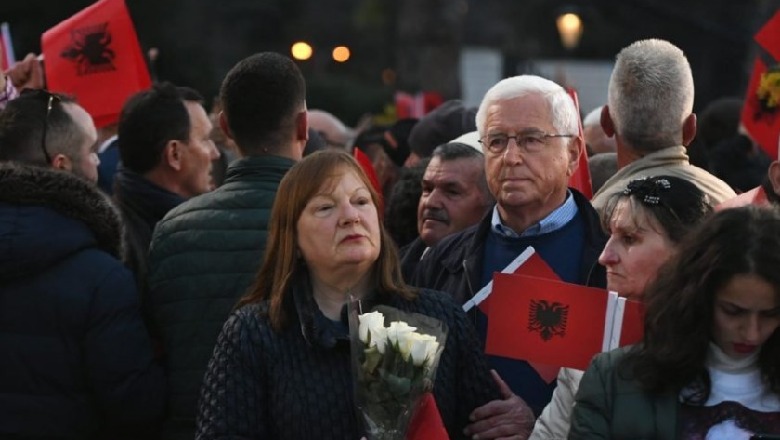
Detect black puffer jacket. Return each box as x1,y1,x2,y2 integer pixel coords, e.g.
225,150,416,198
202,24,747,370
148,155,295,440
196,274,500,440
0,164,164,439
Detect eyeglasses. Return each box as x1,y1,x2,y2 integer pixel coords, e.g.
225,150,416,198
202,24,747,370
19,89,62,164
41,93,63,164
478,131,575,155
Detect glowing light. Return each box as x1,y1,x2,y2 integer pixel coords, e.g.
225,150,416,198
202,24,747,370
332,46,351,62
556,13,583,50
291,42,313,60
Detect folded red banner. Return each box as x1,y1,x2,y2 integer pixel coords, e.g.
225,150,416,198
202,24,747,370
42,0,151,128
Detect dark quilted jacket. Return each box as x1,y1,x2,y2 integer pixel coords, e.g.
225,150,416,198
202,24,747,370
196,276,501,440
148,155,295,440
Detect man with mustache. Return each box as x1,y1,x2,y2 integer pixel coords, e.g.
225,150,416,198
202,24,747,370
400,141,492,280
411,75,608,439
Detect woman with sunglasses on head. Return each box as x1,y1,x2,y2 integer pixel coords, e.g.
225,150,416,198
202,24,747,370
531,175,712,439
569,206,780,439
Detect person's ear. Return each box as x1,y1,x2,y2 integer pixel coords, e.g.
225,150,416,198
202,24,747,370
50,153,71,172
566,136,584,176
600,105,615,137
164,140,184,171
218,111,235,142
682,113,697,146
295,110,308,141
768,161,780,197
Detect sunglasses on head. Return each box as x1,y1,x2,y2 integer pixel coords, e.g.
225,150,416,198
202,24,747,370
19,89,63,164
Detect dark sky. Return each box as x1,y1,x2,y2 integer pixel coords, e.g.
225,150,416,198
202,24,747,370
2,0,779,123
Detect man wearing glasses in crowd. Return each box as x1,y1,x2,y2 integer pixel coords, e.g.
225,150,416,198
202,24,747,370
411,75,607,440
0,89,99,182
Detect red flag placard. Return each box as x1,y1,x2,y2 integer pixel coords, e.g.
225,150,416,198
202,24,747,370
42,0,150,128
486,273,608,371
741,58,780,161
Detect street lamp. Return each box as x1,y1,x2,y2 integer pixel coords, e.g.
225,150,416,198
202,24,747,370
556,12,583,50
332,46,350,63
291,41,313,61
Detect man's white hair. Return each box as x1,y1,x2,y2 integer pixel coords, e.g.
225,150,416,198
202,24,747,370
475,75,579,137
607,39,694,153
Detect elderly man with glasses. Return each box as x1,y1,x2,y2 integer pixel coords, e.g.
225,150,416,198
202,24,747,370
411,75,607,440
0,89,99,182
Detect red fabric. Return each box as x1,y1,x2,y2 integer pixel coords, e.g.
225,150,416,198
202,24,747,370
755,11,780,61
353,148,384,212
479,252,562,382
395,91,444,119
486,273,609,371
477,252,559,314
42,0,150,128
716,186,770,211
741,58,780,160
566,88,592,199
618,299,645,347
406,392,449,440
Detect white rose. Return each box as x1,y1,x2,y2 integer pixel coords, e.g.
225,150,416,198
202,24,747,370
358,311,385,344
386,321,417,348
407,333,439,367
370,326,387,354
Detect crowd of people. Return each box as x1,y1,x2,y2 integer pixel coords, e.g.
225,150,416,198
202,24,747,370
0,35,779,440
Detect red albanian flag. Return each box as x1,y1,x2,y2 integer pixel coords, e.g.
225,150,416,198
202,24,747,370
741,58,780,161
486,273,609,371
42,0,151,128
755,10,780,62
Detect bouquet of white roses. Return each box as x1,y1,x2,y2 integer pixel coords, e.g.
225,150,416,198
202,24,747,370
348,301,448,440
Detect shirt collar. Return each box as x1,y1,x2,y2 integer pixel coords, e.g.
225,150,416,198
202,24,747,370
491,190,578,238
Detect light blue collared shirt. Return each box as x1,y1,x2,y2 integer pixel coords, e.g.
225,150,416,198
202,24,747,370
490,190,578,238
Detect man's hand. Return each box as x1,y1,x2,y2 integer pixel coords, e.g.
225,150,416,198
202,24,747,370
6,53,45,90
463,370,535,440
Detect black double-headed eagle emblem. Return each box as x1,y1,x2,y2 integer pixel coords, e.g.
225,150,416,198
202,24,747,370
528,300,569,341
61,22,116,76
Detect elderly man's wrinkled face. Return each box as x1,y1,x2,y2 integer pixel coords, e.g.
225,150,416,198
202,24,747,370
417,156,489,246
483,94,579,221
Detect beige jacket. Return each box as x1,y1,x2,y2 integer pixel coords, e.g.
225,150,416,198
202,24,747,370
591,146,736,212
529,368,584,440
